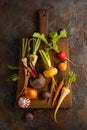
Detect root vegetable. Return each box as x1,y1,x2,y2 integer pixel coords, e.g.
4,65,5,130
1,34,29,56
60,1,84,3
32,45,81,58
17,57,30,98
39,50,58,78
58,61,67,71
30,73,46,89
30,54,38,67
54,86,70,122
25,87,38,99
52,79,64,106
43,67,58,78
22,57,28,75
18,34,41,97
57,51,66,60
29,34,42,67
26,112,34,121
57,51,79,66
54,71,76,122
42,91,51,99
39,50,58,104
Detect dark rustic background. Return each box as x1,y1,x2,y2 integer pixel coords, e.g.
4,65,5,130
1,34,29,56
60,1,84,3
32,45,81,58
0,0,87,130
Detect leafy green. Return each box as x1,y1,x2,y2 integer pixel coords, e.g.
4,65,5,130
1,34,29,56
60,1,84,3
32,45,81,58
49,32,59,43
32,30,67,53
48,29,67,52
33,32,48,44
59,29,67,39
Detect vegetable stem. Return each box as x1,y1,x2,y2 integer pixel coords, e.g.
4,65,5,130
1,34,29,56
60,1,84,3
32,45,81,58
47,76,56,105
17,76,30,98
39,50,51,68
22,38,28,58
33,38,41,54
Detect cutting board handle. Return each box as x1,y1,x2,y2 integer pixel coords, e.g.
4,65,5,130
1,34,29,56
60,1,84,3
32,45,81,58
39,9,48,36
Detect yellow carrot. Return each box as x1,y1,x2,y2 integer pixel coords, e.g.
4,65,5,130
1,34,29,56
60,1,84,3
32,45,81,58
52,79,64,106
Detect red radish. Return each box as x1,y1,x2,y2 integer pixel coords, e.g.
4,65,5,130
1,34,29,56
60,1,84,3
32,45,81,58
57,51,66,60
57,51,78,66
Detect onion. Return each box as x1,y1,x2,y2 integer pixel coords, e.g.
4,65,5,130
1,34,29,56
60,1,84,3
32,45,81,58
25,87,38,99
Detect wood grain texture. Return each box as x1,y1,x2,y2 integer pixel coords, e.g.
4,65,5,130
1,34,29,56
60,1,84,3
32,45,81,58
15,10,72,109
39,9,48,36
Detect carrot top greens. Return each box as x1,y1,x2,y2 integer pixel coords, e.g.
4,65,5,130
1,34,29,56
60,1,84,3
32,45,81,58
64,71,77,87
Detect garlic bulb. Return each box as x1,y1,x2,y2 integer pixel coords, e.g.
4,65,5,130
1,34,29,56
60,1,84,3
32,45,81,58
18,97,31,108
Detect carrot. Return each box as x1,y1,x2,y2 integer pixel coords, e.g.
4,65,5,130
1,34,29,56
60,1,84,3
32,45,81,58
54,71,76,123
52,79,64,106
54,86,70,122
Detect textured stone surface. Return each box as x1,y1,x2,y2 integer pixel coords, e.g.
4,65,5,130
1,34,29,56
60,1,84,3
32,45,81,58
0,0,87,130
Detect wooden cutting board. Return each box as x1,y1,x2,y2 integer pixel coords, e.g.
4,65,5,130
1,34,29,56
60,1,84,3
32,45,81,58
15,9,72,109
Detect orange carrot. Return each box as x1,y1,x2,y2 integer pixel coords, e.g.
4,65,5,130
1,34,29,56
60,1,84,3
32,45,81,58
54,71,76,122
52,79,64,106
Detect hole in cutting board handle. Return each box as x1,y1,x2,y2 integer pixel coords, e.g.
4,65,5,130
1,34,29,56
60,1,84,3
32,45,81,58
43,14,45,16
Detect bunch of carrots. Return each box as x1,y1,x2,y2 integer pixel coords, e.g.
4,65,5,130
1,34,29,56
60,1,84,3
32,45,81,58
52,71,76,122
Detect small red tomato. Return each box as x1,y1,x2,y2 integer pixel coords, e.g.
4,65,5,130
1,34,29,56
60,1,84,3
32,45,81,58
25,87,38,99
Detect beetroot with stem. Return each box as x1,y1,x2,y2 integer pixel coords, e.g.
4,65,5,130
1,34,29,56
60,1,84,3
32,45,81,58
30,73,46,89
